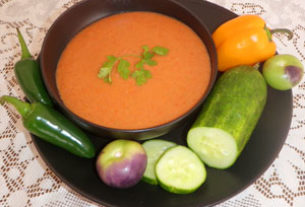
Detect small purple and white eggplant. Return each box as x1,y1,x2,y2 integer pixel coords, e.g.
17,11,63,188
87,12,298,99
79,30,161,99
96,139,147,188
263,54,304,90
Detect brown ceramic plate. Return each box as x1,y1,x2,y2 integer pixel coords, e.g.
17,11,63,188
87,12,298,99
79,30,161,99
32,0,293,207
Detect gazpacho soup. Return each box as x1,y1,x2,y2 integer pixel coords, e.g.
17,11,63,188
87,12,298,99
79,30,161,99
56,11,211,130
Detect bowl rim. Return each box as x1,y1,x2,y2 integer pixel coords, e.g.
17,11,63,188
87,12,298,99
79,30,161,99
39,0,218,134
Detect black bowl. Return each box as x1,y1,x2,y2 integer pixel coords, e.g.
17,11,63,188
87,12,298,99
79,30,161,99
40,0,217,140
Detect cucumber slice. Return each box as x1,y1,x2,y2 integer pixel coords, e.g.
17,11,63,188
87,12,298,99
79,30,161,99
187,127,238,169
142,139,176,185
155,145,206,194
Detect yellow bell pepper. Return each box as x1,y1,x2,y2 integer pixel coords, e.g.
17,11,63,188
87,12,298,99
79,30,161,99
212,15,293,71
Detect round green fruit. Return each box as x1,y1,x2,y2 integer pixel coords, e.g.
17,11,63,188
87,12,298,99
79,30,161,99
96,139,147,188
262,54,304,90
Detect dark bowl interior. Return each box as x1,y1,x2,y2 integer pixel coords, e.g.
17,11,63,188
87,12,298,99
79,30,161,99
40,0,217,140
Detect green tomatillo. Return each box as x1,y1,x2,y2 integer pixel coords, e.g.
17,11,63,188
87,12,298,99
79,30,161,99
262,54,304,90
96,139,147,188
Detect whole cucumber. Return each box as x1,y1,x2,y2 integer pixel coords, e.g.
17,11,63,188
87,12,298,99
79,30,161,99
187,66,267,169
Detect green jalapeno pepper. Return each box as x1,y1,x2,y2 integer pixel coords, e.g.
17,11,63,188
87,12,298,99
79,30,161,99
0,96,95,158
15,29,53,107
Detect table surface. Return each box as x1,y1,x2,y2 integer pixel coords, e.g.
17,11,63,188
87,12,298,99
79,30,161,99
1,0,305,206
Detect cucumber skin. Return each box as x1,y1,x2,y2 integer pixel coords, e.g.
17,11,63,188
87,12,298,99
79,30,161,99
142,174,158,185
141,140,177,185
191,66,267,155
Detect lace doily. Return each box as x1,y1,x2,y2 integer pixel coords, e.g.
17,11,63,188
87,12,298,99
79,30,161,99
0,0,304,206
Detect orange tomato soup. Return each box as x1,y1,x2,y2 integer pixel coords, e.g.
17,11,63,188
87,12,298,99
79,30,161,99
56,12,211,130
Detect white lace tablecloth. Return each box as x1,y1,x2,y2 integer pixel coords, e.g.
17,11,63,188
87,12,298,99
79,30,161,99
1,0,305,206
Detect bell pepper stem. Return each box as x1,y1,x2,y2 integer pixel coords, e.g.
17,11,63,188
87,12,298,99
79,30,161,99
270,28,294,40
16,28,32,60
0,96,31,117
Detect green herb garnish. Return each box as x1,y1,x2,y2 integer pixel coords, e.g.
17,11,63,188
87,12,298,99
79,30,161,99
152,46,169,56
97,55,118,83
132,69,152,86
97,46,169,85
117,58,130,80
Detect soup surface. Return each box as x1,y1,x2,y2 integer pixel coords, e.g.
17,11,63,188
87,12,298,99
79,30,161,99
56,12,211,129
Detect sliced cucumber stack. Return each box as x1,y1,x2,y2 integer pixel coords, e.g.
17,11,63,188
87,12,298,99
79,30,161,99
142,139,176,185
155,145,206,194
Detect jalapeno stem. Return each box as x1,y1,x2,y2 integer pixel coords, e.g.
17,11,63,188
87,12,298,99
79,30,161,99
16,28,32,60
0,96,31,117
270,28,294,40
